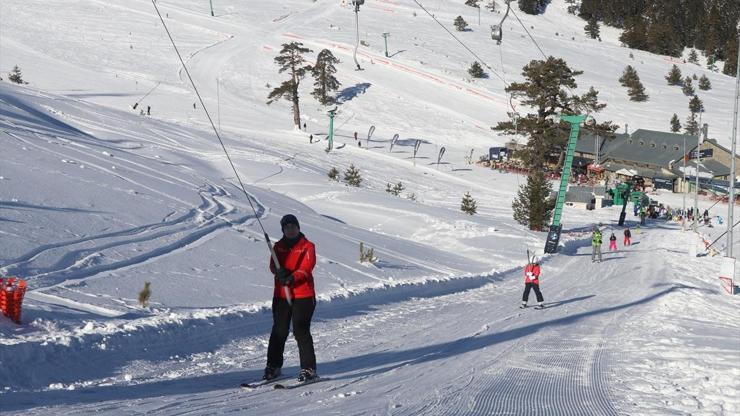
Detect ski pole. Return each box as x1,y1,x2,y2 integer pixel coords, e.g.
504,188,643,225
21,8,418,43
151,1,291,305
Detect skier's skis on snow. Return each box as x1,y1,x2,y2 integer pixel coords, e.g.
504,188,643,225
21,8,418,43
273,376,326,390
240,375,288,389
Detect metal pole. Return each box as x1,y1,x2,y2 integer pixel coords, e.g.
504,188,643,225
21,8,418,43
209,0,214,16
728,21,740,257
683,134,687,230
694,131,701,231
382,33,390,57
353,3,362,70
216,78,221,133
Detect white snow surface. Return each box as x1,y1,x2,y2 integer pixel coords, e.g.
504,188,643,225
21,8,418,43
0,0,738,414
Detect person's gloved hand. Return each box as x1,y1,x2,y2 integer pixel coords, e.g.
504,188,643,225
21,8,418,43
526,272,535,278
276,268,294,286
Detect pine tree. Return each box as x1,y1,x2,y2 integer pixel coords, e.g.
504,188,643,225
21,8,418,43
493,57,614,170
518,0,546,15
468,61,485,78
681,76,695,96
393,182,405,196
484,0,496,12
665,64,682,85
724,34,738,77
344,164,362,187
311,49,341,105
454,16,468,31
628,79,648,102
698,74,712,90
465,0,480,7
620,16,648,50
684,113,700,136
460,192,477,215
8,65,23,84
328,167,339,181
618,65,638,86
670,114,681,132
689,95,704,114
511,171,555,231
584,17,600,40
688,49,699,64
707,56,718,72
267,42,313,128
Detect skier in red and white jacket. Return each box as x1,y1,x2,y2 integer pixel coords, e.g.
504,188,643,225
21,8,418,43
521,256,545,309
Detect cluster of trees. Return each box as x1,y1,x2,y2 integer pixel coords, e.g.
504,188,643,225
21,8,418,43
328,164,362,187
664,65,708,136
577,0,739,76
267,42,342,127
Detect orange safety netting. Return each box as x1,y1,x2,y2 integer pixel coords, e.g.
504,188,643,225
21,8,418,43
0,277,27,324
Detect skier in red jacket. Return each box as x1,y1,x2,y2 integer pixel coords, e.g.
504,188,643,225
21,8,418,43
264,214,318,383
521,256,545,309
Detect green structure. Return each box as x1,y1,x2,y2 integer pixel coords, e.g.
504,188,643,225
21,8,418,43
545,114,587,254
612,183,630,205
326,108,337,153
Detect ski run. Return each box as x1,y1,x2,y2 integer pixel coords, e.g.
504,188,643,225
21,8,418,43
1,0,739,415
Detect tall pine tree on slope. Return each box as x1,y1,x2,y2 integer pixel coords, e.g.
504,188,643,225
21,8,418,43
267,42,313,128
311,49,341,105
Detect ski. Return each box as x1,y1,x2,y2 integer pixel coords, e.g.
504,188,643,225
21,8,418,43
240,375,288,390
273,376,326,390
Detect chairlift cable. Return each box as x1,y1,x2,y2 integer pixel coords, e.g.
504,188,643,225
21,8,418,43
410,0,508,86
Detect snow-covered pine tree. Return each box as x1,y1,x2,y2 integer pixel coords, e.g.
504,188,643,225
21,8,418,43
670,114,681,132
681,76,695,96
464,0,480,8
584,17,600,39
688,49,699,64
621,67,648,102
461,192,477,215
454,16,468,31
8,65,24,84
698,74,712,90
468,61,485,78
267,42,313,128
665,64,682,85
512,171,555,231
311,49,341,105
344,164,362,187
392,182,405,196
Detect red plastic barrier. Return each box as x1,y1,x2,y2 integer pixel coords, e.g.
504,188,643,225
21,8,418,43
0,277,27,324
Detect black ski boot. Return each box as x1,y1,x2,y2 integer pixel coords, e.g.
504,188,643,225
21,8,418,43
263,366,281,381
297,368,317,382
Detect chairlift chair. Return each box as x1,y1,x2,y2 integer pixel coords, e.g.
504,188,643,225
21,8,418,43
491,0,512,45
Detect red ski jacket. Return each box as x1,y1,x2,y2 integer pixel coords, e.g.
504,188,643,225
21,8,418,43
269,235,316,299
524,263,541,284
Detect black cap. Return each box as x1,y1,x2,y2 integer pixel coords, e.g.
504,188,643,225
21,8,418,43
280,214,300,229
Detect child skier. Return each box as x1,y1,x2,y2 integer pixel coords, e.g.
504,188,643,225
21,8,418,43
609,232,617,251
591,226,603,262
623,227,631,246
521,256,544,309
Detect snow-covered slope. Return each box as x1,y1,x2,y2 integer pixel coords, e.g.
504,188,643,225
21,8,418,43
1,0,738,414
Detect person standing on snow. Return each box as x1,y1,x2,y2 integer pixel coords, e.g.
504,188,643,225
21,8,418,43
609,232,617,251
263,214,318,383
623,227,632,246
591,227,603,262
521,256,544,309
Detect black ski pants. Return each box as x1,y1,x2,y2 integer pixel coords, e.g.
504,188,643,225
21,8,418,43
522,282,544,303
267,297,317,371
